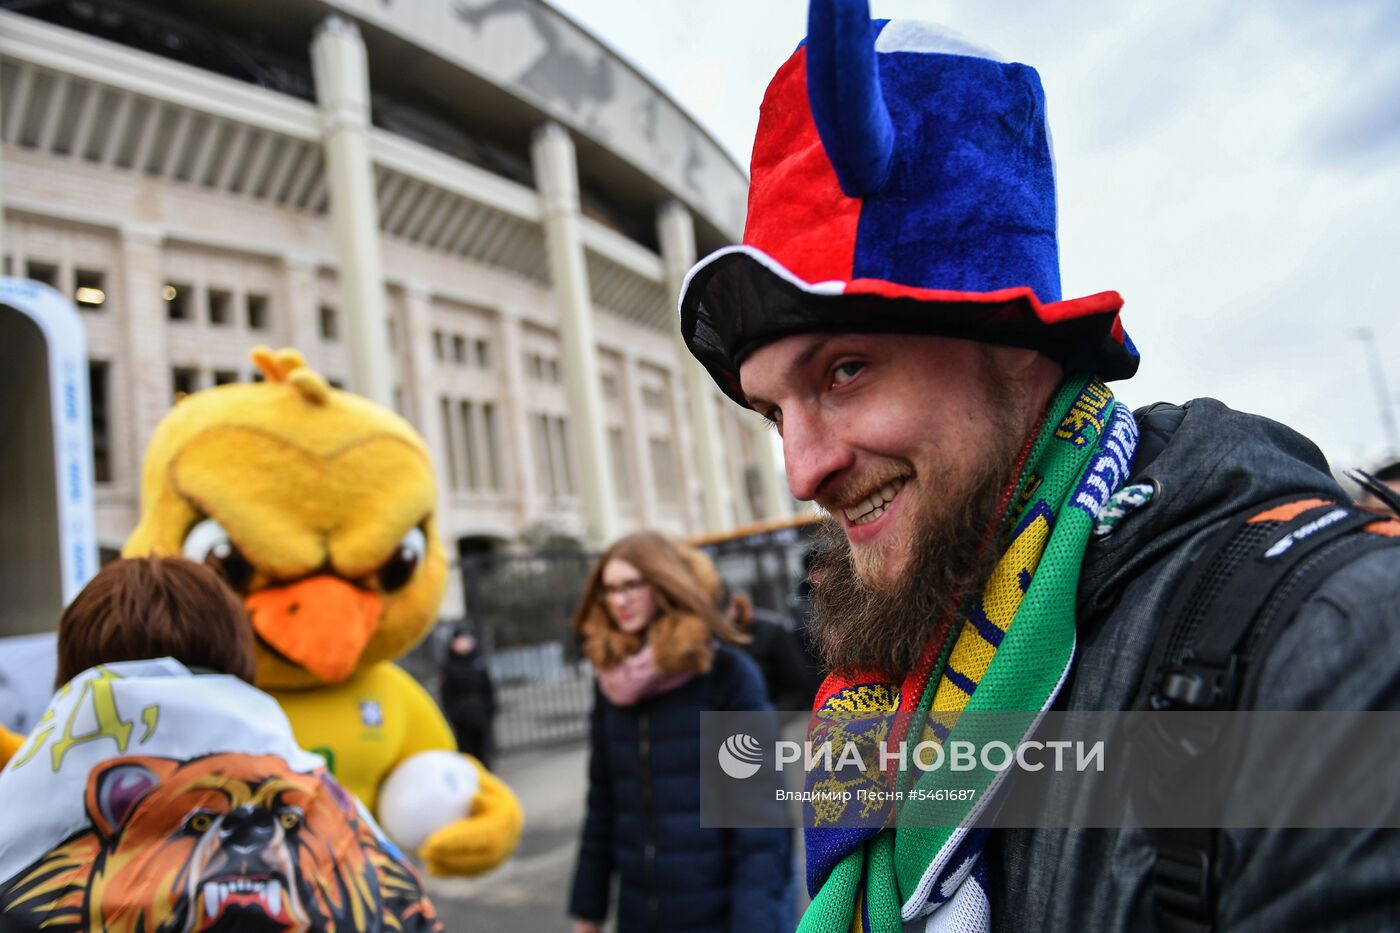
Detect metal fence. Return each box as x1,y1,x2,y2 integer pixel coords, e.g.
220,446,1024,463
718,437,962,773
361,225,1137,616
404,523,822,752
460,550,596,751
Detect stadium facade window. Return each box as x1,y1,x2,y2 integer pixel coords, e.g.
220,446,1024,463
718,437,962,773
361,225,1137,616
440,396,461,491
531,412,555,497
609,427,631,502
172,366,200,397
482,403,502,491
26,260,59,290
208,288,233,326
88,359,111,484
458,401,479,491
164,283,191,321
650,436,677,504
552,415,575,496
74,269,107,310
246,293,270,330
320,304,339,340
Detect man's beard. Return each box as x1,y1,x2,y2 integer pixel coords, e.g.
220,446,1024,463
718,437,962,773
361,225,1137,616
807,412,1030,683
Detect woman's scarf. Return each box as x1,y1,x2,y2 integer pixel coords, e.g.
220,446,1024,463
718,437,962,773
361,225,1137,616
594,642,694,707
800,377,1139,933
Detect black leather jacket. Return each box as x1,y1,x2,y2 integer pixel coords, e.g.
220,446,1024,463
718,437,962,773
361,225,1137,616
989,398,1400,932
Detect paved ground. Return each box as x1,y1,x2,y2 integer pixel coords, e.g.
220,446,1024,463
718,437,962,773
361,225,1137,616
424,722,812,932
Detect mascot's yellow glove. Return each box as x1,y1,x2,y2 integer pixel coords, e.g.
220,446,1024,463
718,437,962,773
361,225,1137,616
418,757,524,877
0,725,22,770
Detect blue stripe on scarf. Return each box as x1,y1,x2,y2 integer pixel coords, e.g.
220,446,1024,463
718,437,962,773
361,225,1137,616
964,605,1005,648
944,666,978,696
807,825,882,897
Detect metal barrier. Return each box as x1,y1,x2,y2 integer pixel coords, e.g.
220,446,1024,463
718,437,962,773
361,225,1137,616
410,524,823,752
460,550,597,751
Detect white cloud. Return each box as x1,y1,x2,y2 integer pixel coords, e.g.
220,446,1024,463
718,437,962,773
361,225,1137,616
553,0,1400,468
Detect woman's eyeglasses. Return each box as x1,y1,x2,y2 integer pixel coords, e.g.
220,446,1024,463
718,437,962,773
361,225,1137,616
600,578,650,599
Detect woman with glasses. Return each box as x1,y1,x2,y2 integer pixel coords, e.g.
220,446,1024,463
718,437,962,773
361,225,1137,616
567,532,792,933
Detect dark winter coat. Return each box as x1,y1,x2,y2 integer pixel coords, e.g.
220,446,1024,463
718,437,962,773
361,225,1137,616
987,398,1400,932
439,647,495,764
569,644,792,932
739,608,822,712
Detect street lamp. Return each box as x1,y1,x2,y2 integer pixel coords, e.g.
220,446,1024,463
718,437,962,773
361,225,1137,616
1351,327,1399,454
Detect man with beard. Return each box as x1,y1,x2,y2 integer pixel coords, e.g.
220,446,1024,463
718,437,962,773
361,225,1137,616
677,3,1400,932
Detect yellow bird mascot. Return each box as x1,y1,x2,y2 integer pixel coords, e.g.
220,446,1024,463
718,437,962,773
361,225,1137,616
121,346,522,876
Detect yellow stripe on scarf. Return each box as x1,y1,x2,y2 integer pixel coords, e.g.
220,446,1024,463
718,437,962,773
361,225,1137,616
931,508,1052,716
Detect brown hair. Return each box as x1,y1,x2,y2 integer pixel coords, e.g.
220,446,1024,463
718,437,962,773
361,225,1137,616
572,532,748,672
56,556,257,687
682,544,753,628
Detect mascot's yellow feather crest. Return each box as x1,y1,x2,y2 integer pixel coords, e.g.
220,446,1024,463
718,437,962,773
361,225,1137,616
122,347,521,876
249,346,330,403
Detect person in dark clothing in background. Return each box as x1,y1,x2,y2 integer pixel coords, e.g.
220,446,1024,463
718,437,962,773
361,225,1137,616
568,532,792,933
785,546,826,697
439,625,496,770
733,597,821,713
691,551,821,713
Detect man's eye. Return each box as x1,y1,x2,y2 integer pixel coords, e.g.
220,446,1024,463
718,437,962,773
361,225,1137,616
832,362,864,385
766,407,783,429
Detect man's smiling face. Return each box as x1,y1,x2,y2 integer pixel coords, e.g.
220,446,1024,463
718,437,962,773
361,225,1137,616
740,330,1061,679
741,332,1023,586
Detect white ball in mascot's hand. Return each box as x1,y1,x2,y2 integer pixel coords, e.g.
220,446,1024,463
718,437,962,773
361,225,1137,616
377,750,480,852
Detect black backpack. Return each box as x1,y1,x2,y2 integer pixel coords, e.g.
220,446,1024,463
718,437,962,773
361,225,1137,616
1134,473,1400,932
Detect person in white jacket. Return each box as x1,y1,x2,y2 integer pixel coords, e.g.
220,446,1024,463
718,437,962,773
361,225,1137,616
0,555,445,932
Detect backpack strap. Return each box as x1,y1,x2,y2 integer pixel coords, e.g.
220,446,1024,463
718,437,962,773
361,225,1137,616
1136,496,1400,932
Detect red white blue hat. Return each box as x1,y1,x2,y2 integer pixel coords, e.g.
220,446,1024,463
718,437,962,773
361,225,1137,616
680,0,1139,408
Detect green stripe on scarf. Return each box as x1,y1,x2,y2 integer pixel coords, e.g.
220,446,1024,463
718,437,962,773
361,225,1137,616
800,376,1125,933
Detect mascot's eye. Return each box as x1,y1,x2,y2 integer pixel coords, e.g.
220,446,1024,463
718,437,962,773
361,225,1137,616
376,527,426,592
182,517,255,593
186,811,215,833
278,807,303,831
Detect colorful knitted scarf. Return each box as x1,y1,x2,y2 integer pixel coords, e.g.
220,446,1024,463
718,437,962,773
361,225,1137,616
800,377,1138,933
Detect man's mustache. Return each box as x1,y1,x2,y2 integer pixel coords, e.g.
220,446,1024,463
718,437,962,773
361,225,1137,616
816,463,915,513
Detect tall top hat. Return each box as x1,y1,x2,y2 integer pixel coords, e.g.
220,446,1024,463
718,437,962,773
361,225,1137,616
679,0,1139,408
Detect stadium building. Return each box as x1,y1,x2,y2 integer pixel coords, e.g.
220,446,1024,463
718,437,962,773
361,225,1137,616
0,0,789,579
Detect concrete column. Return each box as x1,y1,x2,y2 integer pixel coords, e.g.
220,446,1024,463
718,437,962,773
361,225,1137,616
400,287,449,515
530,122,616,548
279,255,321,353
748,415,792,518
118,225,170,466
658,200,731,533
618,353,659,528
310,16,392,407
661,366,701,534
497,313,541,526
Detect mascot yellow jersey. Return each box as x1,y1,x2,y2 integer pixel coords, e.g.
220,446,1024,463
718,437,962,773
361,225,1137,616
122,347,521,876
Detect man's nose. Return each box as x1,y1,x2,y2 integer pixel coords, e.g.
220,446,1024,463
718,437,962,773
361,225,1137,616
782,411,853,502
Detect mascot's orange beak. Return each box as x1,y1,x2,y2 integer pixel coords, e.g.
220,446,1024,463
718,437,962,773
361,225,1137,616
246,576,382,684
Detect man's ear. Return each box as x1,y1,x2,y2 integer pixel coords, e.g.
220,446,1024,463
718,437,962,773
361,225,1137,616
985,344,1044,378
988,346,1063,392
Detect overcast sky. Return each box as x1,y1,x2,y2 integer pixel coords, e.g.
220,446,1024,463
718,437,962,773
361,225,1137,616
551,0,1400,472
